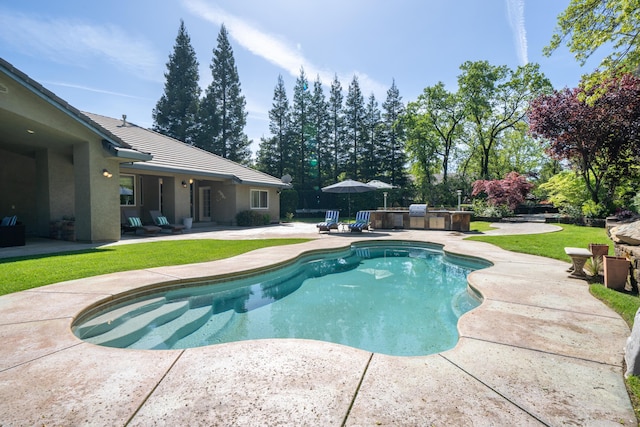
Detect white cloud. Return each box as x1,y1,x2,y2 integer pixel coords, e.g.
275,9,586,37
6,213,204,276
183,0,387,96
41,81,152,100
506,0,528,65
0,9,162,81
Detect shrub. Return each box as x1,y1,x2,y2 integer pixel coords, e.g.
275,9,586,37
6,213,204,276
472,172,533,211
236,211,271,226
559,204,583,220
472,199,512,218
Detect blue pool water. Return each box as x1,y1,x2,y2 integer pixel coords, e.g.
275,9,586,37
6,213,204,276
73,242,489,356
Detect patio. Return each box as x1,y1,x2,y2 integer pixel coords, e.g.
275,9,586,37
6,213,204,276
0,223,635,425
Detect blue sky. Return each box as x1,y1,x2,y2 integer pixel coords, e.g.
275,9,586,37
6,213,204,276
0,1,607,156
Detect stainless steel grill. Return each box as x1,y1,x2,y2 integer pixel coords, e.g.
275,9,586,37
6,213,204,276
409,204,427,217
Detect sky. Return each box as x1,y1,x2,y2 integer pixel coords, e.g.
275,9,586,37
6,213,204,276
0,0,608,158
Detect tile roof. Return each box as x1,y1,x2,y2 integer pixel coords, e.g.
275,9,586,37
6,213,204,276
84,112,286,188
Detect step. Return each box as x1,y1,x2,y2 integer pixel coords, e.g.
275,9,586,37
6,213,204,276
172,309,235,348
75,297,166,338
128,305,213,350
85,300,190,348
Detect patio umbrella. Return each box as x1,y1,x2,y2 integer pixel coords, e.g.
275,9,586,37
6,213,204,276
366,180,396,189
321,179,376,220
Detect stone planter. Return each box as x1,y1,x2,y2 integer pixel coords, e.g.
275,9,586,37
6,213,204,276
603,255,630,291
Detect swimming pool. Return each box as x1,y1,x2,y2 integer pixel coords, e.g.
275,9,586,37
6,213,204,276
73,241,489,356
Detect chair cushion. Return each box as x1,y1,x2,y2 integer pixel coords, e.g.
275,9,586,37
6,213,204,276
157,216,170,226
128,217,143,227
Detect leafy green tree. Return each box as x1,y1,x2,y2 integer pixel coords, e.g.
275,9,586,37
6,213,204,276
537,170,590,211
344,75,366,179
404,102,441,202
327,74,346,181
380,80,407,187
198,24,250,164
457,61,552,179
492,123,549,177
256,74,291,178
545,0,640,87
406,82,465,184
152,20,201,144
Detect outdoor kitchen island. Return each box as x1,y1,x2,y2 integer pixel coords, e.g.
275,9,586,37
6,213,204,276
369,206,471,232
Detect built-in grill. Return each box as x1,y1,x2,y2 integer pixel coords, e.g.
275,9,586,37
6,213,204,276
409,204,428,228
409,204,428,217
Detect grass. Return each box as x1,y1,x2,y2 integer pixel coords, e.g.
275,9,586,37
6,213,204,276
0,239,310,296
467,223,612,262
469,221,496,233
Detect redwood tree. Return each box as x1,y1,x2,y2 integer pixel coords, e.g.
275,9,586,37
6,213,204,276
529,74,640,211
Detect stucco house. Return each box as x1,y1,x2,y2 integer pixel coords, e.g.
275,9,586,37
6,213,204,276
0,58,286,244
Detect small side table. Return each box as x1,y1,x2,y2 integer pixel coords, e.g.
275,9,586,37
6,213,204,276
564,247,592,278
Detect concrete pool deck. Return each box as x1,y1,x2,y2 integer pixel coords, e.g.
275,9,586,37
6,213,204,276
0,222,635,425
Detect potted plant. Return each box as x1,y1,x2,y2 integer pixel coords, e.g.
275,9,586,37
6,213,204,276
182,217,193,229
588,243,609,260
603,255,630,290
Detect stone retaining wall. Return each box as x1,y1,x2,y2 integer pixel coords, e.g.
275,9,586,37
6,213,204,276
614,244,640,288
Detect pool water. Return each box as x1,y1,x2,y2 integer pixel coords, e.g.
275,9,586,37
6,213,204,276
73,242,488,356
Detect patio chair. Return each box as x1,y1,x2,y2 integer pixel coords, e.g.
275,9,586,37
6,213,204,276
150,210,186,234
122,210,161,235
316,210,340,233
349,211,371,232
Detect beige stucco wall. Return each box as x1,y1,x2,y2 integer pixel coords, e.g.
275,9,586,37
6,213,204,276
1,73,124,242
235,185,281,224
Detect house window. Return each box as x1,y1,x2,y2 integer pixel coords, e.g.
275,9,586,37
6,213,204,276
250,189,268,209
120,175,135,206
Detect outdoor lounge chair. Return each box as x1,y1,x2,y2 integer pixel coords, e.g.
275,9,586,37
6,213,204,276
122,210,161,235
150,210,186,234
316,210,340,232
349,211,371,232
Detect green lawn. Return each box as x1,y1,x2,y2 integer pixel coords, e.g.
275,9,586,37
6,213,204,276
466,223,612,262
0,239,310,296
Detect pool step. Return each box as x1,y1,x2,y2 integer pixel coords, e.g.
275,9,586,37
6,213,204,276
172,310,235,348
84,300,190,348
75,297,167,338
128,305,213,350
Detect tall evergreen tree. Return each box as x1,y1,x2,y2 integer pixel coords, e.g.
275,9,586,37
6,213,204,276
309,76,330,189
197,24,250,164
344,75,366,179
256,74,291,178
327,74,346,182
361,93,381,181
381,80,407,187
290,68,312,185
152,20,200,144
